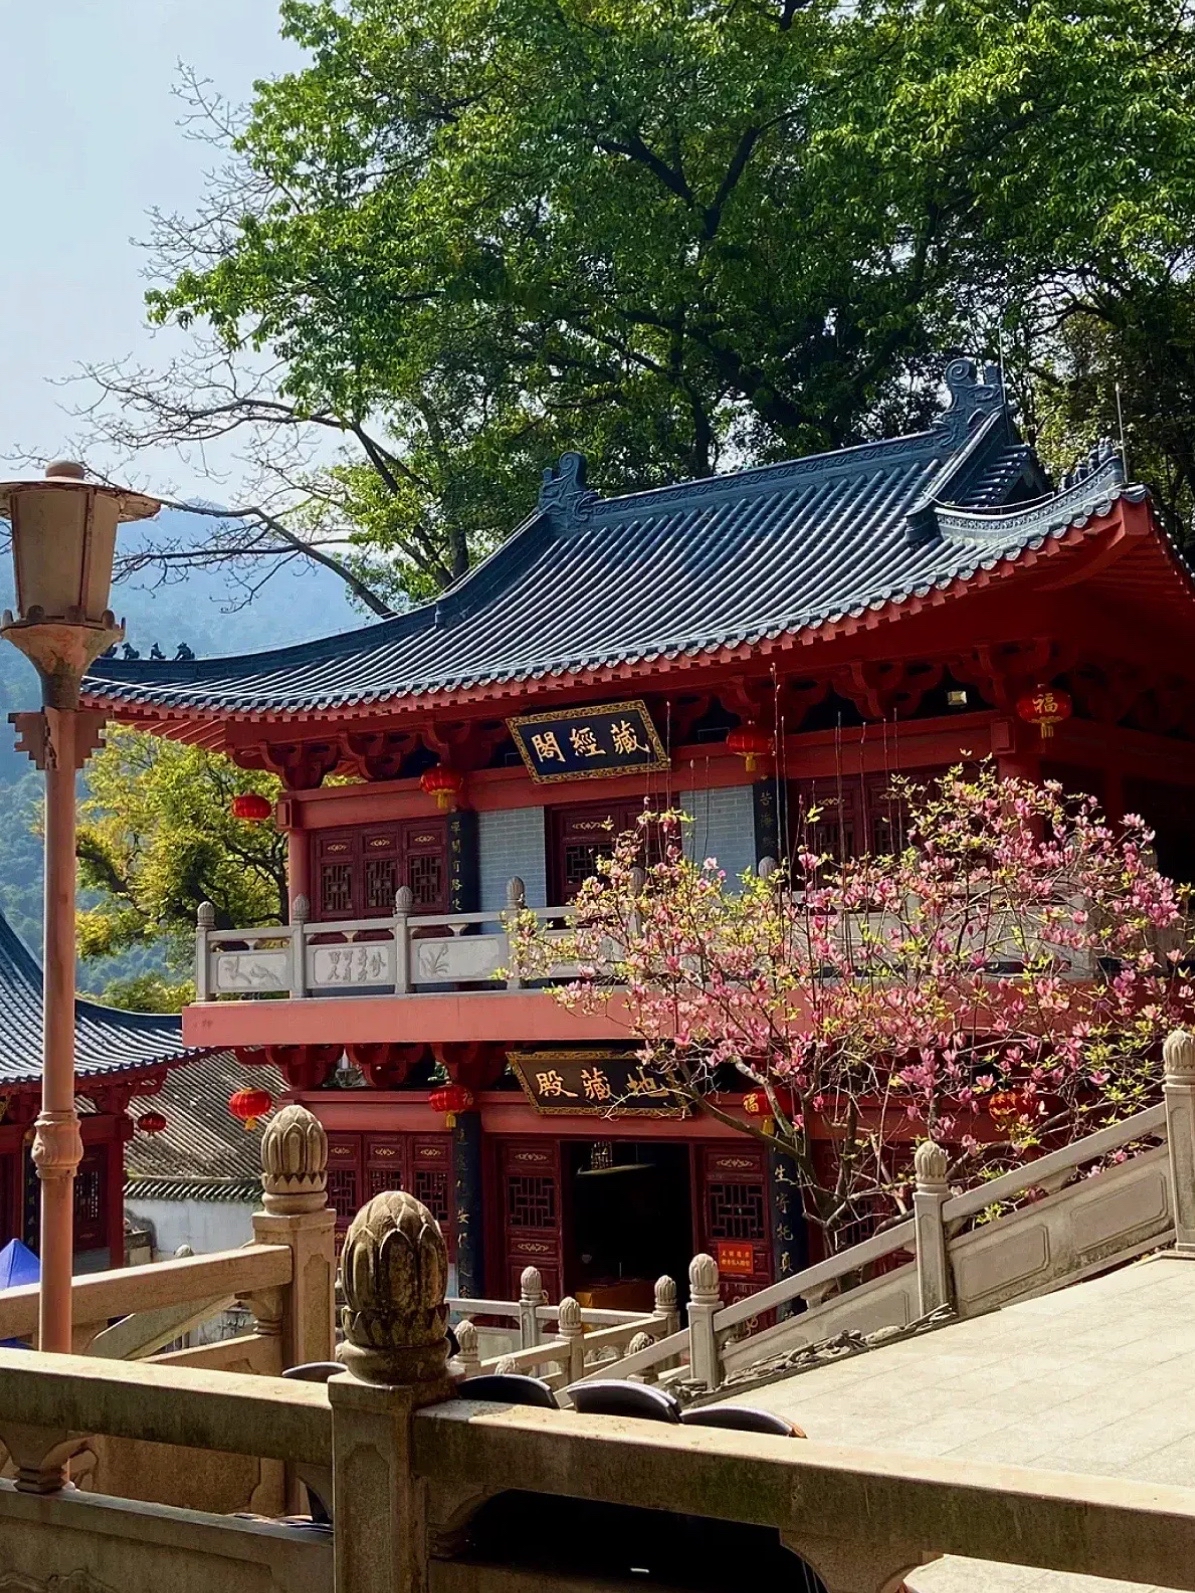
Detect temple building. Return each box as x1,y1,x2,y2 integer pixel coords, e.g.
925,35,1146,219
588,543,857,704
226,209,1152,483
81,358,1195,1306
0,907,211,1270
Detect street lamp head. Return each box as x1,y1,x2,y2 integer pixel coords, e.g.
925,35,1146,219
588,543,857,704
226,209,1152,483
0,462,162,706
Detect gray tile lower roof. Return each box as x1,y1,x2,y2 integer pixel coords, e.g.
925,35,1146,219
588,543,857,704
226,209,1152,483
0,912,207,1087
124,1050,288,1188
84,362,1104,720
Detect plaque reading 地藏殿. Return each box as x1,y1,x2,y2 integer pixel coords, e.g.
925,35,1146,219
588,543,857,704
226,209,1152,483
509,1051,689,1118
507,700,669,784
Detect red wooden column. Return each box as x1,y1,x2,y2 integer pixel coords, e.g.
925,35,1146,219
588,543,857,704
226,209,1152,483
992,718,1042,784
282,798,311,918
106,1119,128,1268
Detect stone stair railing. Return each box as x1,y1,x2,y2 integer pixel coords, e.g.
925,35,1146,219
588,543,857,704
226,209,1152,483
2,1182,1195,1592
590,1029,1195,1395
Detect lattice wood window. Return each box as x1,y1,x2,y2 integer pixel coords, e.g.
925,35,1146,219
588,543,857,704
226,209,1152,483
368,1168,401,1200
328,1169,360,1221
321,863,353,916
563,844,601,896
408,853,443,909
365,856,398,911
414,1168,450,1225
707,1181,765,1242
310,820,449,921
507,1175,556,1229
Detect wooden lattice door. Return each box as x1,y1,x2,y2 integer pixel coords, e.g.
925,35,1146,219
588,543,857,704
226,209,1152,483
327,1131,455,1253
697,1144,773,1306
326,1134,365,1233
549,800,663,902
311,819,449,921
498,1139,564,1301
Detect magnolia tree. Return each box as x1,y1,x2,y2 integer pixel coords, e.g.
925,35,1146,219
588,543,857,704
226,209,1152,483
513,766,1195,1251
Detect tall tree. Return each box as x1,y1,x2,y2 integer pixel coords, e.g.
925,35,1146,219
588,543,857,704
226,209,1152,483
79,0,1195,604
76,728,286,993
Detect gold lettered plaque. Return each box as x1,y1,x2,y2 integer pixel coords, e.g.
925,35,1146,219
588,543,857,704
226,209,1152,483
509,1050,689,1118
508,700,669,784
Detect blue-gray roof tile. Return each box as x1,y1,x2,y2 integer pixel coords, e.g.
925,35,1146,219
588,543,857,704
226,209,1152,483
82,361,1134,720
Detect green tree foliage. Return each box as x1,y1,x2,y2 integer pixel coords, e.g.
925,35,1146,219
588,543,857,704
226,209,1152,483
76,728,287,982
112,0,1195,607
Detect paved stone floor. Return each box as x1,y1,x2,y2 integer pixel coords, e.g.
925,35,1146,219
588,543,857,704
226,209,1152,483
716,1252,1195,1592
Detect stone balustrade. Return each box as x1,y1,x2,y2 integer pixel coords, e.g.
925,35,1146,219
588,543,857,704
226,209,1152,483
1,1172,1194,1591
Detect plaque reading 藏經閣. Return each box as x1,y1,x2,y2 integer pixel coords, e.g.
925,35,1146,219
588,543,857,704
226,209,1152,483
507,700,669,784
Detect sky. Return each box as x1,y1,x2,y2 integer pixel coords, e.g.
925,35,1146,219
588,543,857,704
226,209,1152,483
0,2,360,640
0,0,299,489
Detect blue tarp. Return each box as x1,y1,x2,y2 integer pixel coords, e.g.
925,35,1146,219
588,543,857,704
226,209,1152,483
0,1240,38,1347
0,1238,38,1290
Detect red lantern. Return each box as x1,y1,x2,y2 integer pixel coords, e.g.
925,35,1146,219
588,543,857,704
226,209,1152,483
420,765,464,811
138,1110,167,1135
1015,687,1072,740
726,724,773,773
429,1083,474,1127
230,791,272,822
742,1091,767,1116
228,1087,273,1132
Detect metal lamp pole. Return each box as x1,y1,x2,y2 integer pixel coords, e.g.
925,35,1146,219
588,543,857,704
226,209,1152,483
0,462,160,1352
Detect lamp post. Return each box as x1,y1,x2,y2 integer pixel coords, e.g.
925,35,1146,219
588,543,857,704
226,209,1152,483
0,462,160,1352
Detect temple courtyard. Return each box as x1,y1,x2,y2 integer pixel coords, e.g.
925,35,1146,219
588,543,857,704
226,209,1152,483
720,1252,1195,1592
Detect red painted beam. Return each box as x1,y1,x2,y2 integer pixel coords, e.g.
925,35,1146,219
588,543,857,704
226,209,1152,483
182,990,634,1050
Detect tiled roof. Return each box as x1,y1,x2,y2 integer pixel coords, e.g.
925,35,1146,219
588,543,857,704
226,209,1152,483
125,1049,287,1195
83,360,1123,720
0,911,205,1087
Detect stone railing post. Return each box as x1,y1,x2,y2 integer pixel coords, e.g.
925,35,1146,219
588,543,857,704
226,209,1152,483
687,1253,722,1392
913,1140,952,1315
195,900,214,1001
394,886,413,995
251,1105,336,1369
557,1295,585,1382
653,1274,679,1338
290,893,309,999
518,1265,546,1348
504,876,526,990
1164,1029,1195,1255
455,1318,482,1378
625,1331,656,1384
330,1190,457,1593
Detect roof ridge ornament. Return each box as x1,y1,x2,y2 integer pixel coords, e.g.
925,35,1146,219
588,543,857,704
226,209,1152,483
934,357,1005,447
539,451,600,522
1060,437,1124,491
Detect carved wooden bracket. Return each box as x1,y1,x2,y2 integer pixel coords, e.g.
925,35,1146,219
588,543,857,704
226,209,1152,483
345,729,420,781
830,661,944,721
952,639,1076,711
9,709,107,771
257,739,343,791
347,1042,429,1090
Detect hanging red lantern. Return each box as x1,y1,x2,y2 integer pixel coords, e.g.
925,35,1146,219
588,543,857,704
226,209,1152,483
420,765,465,812
726,724,773,773
742,1092,766,1116
428,1083,475,1127
138,1110,167,1136
228,1087,273,1132
1015,687,1072,740
230,791,272,822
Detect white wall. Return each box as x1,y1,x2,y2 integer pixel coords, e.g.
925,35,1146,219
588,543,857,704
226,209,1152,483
479,806,548,911
123,1197,257,1260
682,785,757,885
